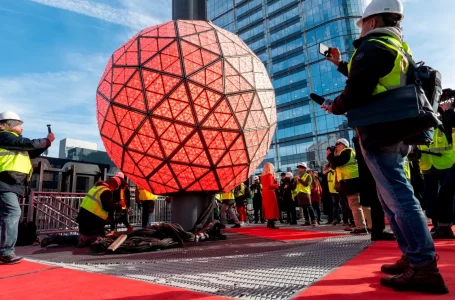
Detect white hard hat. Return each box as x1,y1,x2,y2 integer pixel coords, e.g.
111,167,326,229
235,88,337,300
336,138,350,148
114,172,125,179
0,111,22,122
285,172,293,178
297,162,307,169
357,0,404,27
253,176,259,181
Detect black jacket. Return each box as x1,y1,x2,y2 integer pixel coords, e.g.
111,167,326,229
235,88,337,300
77,184,124,235
327,148,360,195
331,30,399,115
0,130,50,196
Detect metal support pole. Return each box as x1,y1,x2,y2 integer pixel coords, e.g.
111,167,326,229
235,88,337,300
171,192,211,231
172,0,206,21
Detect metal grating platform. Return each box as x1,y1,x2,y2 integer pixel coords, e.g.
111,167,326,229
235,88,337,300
17,225,372,300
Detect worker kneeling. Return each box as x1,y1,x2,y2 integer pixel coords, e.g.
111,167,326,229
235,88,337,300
41,177,125,248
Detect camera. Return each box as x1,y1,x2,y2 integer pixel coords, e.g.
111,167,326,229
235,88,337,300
327,146,336,153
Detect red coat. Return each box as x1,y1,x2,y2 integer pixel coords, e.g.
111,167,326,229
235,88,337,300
260,173,280,219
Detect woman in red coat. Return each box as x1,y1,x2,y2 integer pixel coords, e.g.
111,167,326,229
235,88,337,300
260,162,280,229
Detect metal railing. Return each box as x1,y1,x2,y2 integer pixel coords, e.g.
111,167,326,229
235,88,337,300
21,192,171,235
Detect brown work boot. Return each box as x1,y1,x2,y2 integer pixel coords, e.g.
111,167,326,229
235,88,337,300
381,255,410,275
380,257,449,294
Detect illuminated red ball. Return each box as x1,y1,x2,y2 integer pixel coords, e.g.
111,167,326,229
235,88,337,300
96,20,276,194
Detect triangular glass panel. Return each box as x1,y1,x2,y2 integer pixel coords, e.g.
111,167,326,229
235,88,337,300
171,147,191,164
197,171,219,190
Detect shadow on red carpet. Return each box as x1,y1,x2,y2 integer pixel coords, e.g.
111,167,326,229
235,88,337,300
0,261,228,300
226,226,344,242
294,240,455,299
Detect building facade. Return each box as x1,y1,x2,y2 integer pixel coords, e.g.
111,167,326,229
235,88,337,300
207,0,370,172
58,138,98,159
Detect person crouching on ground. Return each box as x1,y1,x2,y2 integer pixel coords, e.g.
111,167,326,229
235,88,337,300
0,111,54,264
261,162,280,229
76,177,125,246
109,172,133,234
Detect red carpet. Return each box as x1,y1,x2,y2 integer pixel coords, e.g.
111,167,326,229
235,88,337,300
226,227,344,242
296,240,455,299
0,261,227,300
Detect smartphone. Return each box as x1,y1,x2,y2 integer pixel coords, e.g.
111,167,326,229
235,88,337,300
319,43,331,58
310,93,325,105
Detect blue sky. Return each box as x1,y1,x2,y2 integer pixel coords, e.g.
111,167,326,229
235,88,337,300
0,0,453,157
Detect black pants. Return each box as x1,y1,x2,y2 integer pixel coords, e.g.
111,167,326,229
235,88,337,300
302,204,317,223
340,195,354,224
424,165,455,225
254,207,263,223
312,202,321,223
322,195,333,222
286,201,297,224
142,201,154,228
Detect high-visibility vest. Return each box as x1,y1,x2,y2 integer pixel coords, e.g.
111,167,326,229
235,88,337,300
80,185,110,220
235,183,245,198
404,158,411,180
0,131,32,175
137,187,157,201
326,170,337,194
251,183,262,198
418,128,455,171
348,36,411,95
295,172,311,195
335,148,359,180
219,190,235,200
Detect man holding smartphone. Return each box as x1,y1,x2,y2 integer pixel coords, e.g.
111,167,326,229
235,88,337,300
322,0,448,295
0,112,54,264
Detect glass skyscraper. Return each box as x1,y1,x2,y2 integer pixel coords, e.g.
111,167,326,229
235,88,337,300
207,0,371,172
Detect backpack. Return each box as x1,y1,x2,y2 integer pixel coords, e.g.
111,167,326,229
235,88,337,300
413,63,442,113
16,221,38,246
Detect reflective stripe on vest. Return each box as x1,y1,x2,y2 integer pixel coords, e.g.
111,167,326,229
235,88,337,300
80,185,110,220
0,131,32,175
348,36,411,95
327,171,337,194
418,127,455,171
335,148,359,180
120,188,126,209
295,172,312,195
138,187,157,201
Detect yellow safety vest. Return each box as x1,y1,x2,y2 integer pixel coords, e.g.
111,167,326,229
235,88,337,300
295,172,311,195
137,187,157,201
219,190,235,200
348,36,411,95
235,183,245,198
418,128,455,171
404,158,411,180
327,170,337,194
251,183,262,198
0,131,32,175
80,185,110,220
336,148,359,180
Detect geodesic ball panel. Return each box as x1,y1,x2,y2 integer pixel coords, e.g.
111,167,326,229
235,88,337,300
96,20,276,194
